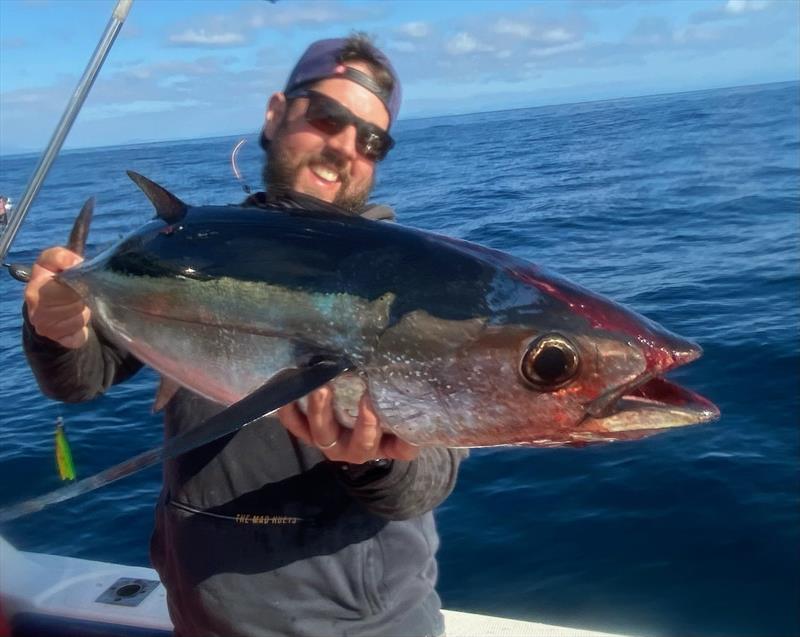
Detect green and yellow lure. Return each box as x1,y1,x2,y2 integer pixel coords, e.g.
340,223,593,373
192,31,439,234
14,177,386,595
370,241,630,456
54,417,76,481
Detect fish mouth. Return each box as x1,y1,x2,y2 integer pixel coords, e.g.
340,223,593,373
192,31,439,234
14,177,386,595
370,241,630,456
582,372,720,436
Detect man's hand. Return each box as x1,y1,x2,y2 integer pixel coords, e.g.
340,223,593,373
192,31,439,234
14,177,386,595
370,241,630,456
277,386,419,464
24,247,90,349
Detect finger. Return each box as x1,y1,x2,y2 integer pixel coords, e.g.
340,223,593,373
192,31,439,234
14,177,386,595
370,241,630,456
36,276,85,306
58,326,90,350
307,387,340,449
330,395,382,464
36,247,84,273
379,435,420,462
29,296,90,343
25,247,84,310
25,269,84,318
39,306,91,344
277,402,313,446
352,393,381,454
31,298,88,326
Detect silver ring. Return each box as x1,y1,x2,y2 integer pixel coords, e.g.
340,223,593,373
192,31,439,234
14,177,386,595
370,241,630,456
317,438,338,450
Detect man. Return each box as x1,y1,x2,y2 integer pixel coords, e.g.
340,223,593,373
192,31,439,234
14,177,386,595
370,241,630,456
22,36,466,637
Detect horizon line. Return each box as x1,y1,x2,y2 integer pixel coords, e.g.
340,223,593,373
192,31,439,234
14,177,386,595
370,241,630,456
1,78,797,159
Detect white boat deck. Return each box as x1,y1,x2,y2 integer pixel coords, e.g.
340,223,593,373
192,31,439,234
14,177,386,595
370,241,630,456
1,536,632,636
443,609,626,636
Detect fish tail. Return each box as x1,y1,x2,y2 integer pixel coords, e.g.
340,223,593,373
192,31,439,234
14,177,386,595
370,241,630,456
66,197,95,257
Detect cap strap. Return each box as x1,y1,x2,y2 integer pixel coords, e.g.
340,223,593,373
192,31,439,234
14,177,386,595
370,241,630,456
288,66,391,108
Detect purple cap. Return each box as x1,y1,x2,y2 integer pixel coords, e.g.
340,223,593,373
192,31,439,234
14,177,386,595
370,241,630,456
284,38,401,127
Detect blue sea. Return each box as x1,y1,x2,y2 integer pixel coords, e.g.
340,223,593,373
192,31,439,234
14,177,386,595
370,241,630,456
1,81,798,637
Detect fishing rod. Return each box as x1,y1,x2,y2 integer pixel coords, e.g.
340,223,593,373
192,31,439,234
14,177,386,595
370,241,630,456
0,0,133,273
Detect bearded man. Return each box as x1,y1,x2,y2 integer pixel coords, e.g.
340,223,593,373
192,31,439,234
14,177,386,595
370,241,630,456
22,35,465,637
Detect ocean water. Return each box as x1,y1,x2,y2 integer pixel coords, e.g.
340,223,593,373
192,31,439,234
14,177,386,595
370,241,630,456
0,81,798,637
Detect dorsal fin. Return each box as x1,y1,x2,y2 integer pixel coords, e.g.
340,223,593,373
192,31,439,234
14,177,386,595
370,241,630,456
126,170,188,223
66,197,94,257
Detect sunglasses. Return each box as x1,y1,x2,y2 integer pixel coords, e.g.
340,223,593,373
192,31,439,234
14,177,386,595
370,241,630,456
290,89,395,162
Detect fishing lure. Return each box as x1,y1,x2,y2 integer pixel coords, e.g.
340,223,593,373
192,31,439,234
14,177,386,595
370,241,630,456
54,417,76,481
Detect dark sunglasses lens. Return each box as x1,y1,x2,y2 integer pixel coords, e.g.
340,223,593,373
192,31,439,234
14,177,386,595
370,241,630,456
357,128,391,161
305,99,347,136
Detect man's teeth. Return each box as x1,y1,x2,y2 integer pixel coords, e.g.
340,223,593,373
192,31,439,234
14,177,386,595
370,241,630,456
311,164,339,183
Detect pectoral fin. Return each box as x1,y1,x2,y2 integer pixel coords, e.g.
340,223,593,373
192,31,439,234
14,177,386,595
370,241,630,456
161,357,351,458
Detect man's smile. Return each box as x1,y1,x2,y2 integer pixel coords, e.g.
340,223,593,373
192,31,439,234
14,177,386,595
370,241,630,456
309,162,341,185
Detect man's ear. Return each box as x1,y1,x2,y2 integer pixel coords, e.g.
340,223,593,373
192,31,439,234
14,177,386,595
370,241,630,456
263,92,287,142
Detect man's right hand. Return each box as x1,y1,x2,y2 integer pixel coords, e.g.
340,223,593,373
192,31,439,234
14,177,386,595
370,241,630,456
24,247,90,349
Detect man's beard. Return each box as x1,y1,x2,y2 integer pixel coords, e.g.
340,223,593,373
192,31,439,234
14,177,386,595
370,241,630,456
263,133,373,214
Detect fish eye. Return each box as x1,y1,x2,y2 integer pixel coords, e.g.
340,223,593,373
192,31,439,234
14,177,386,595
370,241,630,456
520,334,580,390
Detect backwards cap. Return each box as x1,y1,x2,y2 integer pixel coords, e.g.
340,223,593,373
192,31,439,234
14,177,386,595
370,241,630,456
284,37,402,127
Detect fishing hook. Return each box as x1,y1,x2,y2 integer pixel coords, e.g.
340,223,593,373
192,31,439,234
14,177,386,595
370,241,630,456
230,138,252,194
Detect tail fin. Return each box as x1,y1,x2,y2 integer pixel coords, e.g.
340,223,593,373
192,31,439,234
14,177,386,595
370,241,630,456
4,196,94,283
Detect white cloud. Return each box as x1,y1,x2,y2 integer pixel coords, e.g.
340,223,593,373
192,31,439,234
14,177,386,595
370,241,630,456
83,100,203,119
3,90,42,106
169,29,245,47
542,28,574,44
398,21,431,38
447,32,477,54
725,0,770,14
528,41,585,58
120,58,233,83
492,19,532,38
166,1,383,49
129,67,152,80
693,0,773,22
490,19,578,45
445,32,493,55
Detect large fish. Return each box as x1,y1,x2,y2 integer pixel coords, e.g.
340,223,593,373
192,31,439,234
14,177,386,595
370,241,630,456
60,172,718,448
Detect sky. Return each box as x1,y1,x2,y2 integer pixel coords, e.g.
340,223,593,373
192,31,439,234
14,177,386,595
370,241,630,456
0,0,798,154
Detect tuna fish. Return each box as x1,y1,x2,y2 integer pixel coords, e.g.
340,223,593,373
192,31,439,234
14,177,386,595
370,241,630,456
61,172,718,448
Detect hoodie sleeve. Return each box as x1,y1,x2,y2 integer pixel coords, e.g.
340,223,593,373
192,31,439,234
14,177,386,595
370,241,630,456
22,305,143,403
335,447,468,521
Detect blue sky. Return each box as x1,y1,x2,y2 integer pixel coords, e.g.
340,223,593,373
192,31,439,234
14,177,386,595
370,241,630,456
0,0,797,154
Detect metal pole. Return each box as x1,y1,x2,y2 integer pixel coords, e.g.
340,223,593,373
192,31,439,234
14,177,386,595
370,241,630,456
0,0,133,263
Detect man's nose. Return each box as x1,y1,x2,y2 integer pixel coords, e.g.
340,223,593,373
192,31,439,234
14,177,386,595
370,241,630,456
325,124,358,161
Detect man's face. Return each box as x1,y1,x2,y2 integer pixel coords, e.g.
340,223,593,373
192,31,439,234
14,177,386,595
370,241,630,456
263,62,390,212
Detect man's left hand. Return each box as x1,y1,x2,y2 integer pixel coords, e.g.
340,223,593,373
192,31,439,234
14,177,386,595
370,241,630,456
277,386,419,464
